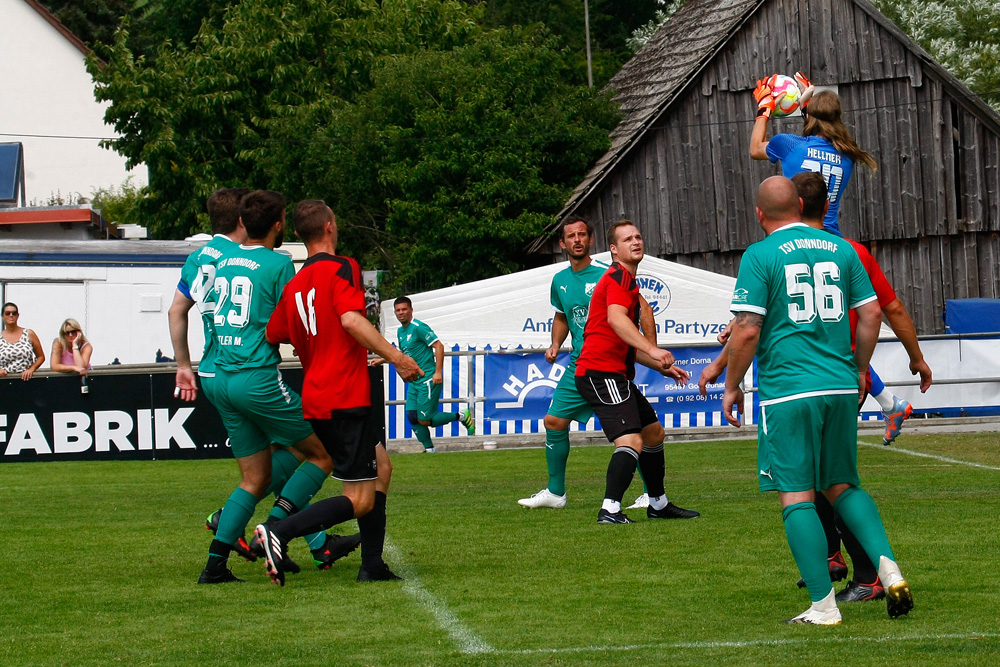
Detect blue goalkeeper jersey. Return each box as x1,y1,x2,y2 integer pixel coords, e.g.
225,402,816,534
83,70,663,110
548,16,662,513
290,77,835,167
766,134,855,235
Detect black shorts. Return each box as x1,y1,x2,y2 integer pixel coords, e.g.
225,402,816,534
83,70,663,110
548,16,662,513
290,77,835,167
575,371,659,442
309,410,378,482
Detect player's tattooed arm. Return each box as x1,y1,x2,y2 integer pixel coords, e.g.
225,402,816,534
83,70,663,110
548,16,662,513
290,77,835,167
731,311,763,329
722,311,762,428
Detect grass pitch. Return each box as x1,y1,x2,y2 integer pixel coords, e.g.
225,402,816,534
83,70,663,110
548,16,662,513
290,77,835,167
1,432,999,666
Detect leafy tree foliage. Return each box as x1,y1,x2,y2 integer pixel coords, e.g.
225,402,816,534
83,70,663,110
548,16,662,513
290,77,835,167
37,0,132,51
299,29,619,289
874,0,1000,110
89,0,479,237
89,1,617,290
626,1,684,52
38,0,225,60
468,0,663,87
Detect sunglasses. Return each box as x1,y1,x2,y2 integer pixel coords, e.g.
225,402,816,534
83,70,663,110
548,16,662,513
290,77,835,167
65,329,80,335
3,311,17,316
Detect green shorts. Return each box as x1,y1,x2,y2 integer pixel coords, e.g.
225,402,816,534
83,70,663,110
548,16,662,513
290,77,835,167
406,377,443,421
547,362,593,424
214,366,314,459
199,373,219,407
756,392,860,493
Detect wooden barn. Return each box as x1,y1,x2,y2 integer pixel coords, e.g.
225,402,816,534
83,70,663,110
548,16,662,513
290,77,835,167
531,0,1000,334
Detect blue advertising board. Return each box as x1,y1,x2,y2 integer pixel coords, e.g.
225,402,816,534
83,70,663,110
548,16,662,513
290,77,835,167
482,346,731,432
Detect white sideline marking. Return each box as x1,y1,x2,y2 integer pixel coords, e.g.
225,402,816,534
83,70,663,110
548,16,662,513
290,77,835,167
386,438,996,657
384,540,495,654
859,440,1000,471
493,632,1000,655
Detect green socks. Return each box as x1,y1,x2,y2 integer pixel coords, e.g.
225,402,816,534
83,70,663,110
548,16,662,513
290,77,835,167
216,487,258,547
833,486,895,566
412,423,434,450
266,447,300,497
412,413,459,449
637,464,650,495
544,428,570,496
268,448,327,547
268,461,328,521
430,412,459,427
306,530,328,550
783,502,833,602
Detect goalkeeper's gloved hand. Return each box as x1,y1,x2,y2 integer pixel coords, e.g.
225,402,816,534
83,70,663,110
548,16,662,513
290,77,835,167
752,75,776,102
794,71,816,110
754,75,778,119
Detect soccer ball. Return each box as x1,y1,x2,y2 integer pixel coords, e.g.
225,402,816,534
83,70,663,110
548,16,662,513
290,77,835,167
771,75,801,117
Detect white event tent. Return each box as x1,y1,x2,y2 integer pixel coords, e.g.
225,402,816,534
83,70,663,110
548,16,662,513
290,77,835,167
380,252,739,348
374,254,962,441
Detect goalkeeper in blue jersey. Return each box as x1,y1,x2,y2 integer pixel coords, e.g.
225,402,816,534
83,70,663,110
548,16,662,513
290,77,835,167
750,75,916,442
749,72,877,237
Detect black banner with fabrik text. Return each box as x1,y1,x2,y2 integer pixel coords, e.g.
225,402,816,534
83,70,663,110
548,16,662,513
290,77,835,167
0,366,384,463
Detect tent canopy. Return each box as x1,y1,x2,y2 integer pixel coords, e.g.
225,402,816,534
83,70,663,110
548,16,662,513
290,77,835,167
381,253,739,348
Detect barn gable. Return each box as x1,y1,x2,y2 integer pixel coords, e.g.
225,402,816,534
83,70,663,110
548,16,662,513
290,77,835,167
534,0,1000,334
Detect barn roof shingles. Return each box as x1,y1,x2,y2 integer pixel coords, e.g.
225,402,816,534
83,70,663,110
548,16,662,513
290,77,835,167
530,0,763,251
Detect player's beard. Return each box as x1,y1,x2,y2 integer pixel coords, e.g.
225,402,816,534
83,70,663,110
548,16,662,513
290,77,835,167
273,232,283,249
566,246,589,261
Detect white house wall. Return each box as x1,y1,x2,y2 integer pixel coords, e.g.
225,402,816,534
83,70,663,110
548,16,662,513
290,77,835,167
1,0,146,203
2,264,192,366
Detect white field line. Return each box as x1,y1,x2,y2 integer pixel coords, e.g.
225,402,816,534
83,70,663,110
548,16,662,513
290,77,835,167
858,440,1000,471
493,632,1000,655
391,439,996,656
384,539,495,655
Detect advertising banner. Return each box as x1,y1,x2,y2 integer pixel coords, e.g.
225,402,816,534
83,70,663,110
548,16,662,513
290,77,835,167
0,366,384,463
482,346,730,432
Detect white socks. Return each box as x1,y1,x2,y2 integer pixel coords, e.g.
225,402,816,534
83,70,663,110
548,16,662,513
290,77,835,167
874,389,896,412
878,555,904,587
648,494,669,511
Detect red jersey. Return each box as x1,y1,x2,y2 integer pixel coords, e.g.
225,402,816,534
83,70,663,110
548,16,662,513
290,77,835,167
848,239,896,344
575,262,640,379
267,253,369,418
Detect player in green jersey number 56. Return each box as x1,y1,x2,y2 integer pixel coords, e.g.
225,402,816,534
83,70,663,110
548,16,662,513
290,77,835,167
724,177,912,625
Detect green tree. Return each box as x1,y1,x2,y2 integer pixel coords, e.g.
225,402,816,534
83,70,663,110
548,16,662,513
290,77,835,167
37,0,132,50
468,0,662,87
626,1,684,52
38,0,227,60
89,0,479,238
289,28,619,290
874,0,1000,110
88,1,617,291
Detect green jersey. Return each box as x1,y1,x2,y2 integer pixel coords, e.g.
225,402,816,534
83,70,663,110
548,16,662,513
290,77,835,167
397,319,439,375
213,244,295,371
550,260,607,362
176,234,238,376
731,223,876,403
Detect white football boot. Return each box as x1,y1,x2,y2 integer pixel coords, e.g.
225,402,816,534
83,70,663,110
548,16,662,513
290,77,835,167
785,589,842,625
626,493,650,509
878,555,914,618
517,488,567,509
